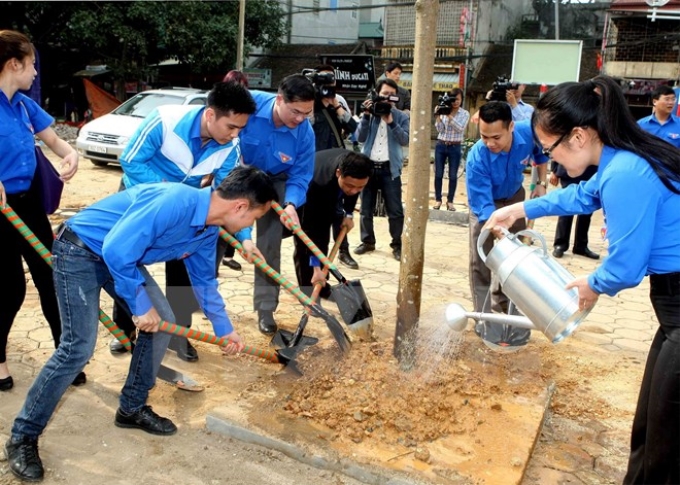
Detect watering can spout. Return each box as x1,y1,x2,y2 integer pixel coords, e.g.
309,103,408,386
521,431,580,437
445,303,537,333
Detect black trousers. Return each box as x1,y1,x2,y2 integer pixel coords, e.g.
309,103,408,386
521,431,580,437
0,178,61,362
293,208,333,299
553,177,592,251
623,273,680,484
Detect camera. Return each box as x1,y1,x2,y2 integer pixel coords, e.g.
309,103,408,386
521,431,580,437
302,68,336,98
489,76,520,102
367,90,400,116
436,93,454,115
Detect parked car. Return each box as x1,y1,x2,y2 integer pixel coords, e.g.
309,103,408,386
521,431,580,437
76,87,208,166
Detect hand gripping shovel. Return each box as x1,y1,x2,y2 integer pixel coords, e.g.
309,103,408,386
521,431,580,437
271,202,373,339
219,229,351,354
271,226,347,349
1,206,132,350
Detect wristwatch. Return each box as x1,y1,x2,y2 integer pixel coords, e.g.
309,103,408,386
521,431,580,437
284,201,296,209
537,181,547,187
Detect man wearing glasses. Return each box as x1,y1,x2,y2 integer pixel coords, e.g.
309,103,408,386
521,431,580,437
237,74,316,335
465,101,549,350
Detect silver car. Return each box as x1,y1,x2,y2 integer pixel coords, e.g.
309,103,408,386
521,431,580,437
76,87,208,166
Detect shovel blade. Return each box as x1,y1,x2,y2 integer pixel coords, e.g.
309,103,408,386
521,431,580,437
331,279,374,335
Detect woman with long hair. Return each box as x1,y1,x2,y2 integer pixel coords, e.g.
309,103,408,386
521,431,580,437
485,75,680,484
0,30,81,391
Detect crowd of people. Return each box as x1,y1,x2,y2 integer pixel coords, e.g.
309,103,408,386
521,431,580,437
2,27,680,484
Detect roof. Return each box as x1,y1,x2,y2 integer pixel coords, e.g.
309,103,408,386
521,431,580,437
359,22,384,39
249,42,369,89
610,0,680,9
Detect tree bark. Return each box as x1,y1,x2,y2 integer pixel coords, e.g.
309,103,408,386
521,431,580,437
393,0,440,367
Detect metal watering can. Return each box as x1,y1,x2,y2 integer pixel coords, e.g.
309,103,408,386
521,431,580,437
446,228,591,344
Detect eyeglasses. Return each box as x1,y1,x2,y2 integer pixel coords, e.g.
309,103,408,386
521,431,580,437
541,131,571,158
284,102,313,118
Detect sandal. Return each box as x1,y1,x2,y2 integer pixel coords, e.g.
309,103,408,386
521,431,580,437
173,377,205,393
432,201,442,210
447,202,456,211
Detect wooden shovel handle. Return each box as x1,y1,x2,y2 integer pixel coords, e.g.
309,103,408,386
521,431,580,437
309,225,348,305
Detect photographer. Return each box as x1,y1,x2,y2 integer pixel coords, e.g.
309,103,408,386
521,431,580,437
433,88,469,211
354,78,410,261
472,78,534,124
309,65,360,268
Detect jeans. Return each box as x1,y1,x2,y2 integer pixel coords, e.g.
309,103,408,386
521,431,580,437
359,165,404,248
11,239,175,440
434,142,462,203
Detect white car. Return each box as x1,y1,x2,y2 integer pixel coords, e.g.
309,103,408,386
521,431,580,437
76,87,208,166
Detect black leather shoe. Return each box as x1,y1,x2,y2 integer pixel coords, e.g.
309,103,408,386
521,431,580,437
71,371,87,387
109,337,133,355
258,310,278,335
169,337,199,362
222,258,242,271
115,405,177,436
0,376,13,391
5,436,44,482
338,251,359,269
392,247,401,261
574,247,600,260
353,243,375,255
552,247,565,258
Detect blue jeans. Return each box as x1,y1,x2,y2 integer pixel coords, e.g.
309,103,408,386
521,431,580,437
434,142,462,203
11,239,175,440
359,165,404,248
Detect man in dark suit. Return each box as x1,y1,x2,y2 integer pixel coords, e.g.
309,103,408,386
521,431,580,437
293,149,373,297
550,161,599,259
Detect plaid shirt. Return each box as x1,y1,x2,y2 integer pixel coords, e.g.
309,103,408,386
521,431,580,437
435,108,470,143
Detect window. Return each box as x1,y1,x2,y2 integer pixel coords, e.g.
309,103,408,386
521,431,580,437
313,0,320,15
330,0,338,11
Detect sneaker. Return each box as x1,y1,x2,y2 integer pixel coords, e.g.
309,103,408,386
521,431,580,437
5,436,44,482
353,243,375,255
71,371,87,387
114,405,177,436
338,251,359,269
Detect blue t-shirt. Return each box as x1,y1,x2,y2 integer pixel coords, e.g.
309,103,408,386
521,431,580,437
525,146,680,296
638,114,680,148
466,120,549,222
0,92,54,194
67,184,233,337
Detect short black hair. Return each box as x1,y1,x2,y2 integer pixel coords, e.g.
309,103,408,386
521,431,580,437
449,88,463,100
375,78,398,94
385,62,403,73
337,151,373,180
208,82,256,118
279,74,316,103
314,64,335,73
216,165,278,209
479,101,512,128
652,84,676,100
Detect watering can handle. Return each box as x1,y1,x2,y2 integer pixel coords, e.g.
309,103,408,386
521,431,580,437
477,227,510,263
515,229,549,257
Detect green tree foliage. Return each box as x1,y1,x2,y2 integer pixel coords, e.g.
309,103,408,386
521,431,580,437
1,1,287,96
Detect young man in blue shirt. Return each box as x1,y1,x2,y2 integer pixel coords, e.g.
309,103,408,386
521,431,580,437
637,85,680,148
466,101,548,349
236,74,316,335
5,166,277,483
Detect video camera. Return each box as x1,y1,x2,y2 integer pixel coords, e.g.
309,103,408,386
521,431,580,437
489,76,520,102
367,90,400,116
302,68,336,98
436,93,454,115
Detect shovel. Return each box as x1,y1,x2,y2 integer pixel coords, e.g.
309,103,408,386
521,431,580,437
219,229,351,354
271,202,374,339
272,226,347,349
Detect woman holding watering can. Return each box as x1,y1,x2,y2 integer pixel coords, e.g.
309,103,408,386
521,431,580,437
0,30,80,391
485,75,680,484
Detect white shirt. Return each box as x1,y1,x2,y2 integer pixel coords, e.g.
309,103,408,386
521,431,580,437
369,119,390,162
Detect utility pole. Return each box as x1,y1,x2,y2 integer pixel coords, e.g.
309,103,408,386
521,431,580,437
236,0,246,70
555,0,560,40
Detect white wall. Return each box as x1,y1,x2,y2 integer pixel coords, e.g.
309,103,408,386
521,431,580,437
286,0,360,45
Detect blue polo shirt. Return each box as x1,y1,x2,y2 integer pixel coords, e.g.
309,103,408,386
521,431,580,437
525,146,680,297
466,120,549,222
66,184,233,337
638,114,680,148
0,91,54,194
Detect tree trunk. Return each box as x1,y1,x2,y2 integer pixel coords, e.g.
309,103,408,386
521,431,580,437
393,0,440,368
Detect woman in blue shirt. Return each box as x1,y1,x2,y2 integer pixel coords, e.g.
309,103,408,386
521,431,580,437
0,30,79,391
485,75,680,484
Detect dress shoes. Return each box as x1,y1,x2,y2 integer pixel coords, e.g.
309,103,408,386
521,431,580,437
222,258,242,271
0,376,13,391
574,247,600,260
109,336,136,355
338,250,359,269
169,337,199,362
72,371,87,387
353,243,375,255
392,247,402,261
258,310,278,335
5,436,44,482
114,405,177,436
552,247,565,258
